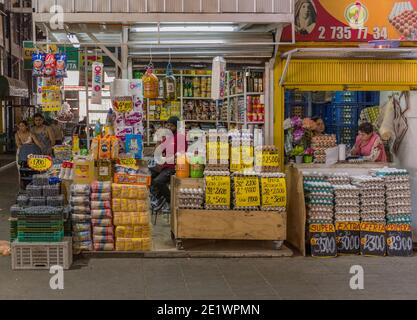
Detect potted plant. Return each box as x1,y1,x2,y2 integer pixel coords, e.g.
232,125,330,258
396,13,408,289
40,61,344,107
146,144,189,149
291,145,305,164
304,147,314,163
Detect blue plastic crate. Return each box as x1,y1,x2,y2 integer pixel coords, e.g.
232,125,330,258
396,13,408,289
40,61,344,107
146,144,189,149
327,105,360,126
327,125,357,146
358,92,380,105
332,91,358,104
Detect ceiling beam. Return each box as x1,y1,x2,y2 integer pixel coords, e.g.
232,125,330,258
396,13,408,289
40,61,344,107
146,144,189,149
87,33,123,70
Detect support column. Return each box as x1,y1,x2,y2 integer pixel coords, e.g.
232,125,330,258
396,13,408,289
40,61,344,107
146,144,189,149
121,26,129,79
128,57,133,80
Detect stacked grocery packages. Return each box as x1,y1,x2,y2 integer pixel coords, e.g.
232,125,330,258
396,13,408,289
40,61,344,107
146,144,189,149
91,181,114,251
112,184,152,251
70,184,92,252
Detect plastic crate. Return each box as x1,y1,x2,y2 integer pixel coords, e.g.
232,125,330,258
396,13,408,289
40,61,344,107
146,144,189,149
11,237,72,270
332,91,358,104
327,125,357,146
358,92,380,105
326,105,360,126
17,231,64,243
18,221,64,232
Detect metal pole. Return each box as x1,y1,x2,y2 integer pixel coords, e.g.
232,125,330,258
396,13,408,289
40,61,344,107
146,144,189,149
84,47,90,150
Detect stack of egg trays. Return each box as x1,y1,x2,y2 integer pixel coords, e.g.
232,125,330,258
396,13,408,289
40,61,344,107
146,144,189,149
304,181,334,224
374,168,412,224
178,188,205,209
332,184,360,222
352,176,386,222
326,173,351,185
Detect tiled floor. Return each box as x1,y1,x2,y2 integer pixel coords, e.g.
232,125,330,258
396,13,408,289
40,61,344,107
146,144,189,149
1,166,417,300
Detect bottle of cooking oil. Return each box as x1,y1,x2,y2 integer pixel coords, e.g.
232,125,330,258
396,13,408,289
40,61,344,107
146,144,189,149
142,66,159,99
73,155,95,184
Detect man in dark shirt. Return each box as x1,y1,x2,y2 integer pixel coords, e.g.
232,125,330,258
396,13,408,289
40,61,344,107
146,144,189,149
150,116,184,211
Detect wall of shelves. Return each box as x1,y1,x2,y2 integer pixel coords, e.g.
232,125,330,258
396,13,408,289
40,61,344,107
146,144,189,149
139,67,267,146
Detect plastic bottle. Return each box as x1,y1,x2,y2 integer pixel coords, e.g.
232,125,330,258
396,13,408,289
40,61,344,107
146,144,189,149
190,152,205,178
94,119,102,137
142,66,159,99
97,159,112,182
176,153,190,178
165,63,176,101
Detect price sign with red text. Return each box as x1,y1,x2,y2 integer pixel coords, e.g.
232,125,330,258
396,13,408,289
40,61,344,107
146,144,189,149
113,96,133,113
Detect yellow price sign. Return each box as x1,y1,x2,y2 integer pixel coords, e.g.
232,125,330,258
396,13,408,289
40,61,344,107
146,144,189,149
41,85,61,112
255,151,279,167
119,158,137,168
205,176,231,207
261,177,286,207
27,154,53,172
113,97,133,113
234,176,260,207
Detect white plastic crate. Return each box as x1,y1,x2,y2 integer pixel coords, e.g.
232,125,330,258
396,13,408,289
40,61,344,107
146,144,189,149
11,237,73,270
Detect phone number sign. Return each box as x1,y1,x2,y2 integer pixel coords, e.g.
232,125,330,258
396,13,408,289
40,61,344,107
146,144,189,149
281,0,417,42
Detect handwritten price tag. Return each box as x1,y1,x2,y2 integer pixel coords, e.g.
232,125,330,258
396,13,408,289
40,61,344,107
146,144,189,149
261,177,286,207
360,222,386,257
309,224,337,258
113,96,133,113
27,154,53,171
386,224,413,257
119,158,137,168
335,222,361,255
255,151,279,167
234,176,260,207
205,176,231,207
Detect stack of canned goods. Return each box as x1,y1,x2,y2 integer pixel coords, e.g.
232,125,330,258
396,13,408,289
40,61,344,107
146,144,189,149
374,168,412,224
333,184,360,222
352,176,386,222
178,188,204,209
304,181,334,224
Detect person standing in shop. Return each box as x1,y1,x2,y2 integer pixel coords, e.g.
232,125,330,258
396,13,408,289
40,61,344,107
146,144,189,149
312,116,326,135
31,113,55,156
150,116,185,211
50,119,64,145
351,122,387,162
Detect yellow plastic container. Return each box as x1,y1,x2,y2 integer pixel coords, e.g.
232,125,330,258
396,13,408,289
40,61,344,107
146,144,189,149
142,67,159,99
73,156,95,184
176,153,190,178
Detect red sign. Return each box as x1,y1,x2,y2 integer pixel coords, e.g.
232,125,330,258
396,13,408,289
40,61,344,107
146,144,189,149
282,0,417,42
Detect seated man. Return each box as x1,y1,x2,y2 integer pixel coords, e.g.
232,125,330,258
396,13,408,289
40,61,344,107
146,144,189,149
150,116,185,211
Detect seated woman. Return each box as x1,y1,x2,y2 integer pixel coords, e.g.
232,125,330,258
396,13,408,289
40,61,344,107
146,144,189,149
351,122,387,162
311,116,325,135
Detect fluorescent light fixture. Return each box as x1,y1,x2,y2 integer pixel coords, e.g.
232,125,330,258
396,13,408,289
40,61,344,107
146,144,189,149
132,25,237,33
67,33,80,48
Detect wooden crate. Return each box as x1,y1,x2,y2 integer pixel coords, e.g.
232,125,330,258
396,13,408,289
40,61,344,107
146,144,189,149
170,176,286,242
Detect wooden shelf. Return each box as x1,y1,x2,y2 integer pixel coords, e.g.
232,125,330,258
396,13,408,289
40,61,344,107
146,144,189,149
183,97,213,100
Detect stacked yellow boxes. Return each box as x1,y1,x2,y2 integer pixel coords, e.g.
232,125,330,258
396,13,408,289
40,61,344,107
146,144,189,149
112,184,152,251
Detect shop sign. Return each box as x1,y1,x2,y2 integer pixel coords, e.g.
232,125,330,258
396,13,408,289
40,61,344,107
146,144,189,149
205,176,231,207
309,223,337,257
281,0,417,42
386,224,413,257
360,222,386,256
23,41,79,70
335,222,361,255
41,85,61,112
27,154,53,172
261,177,286,208
113,96,134,113
91,62,104,105
234,176,261,207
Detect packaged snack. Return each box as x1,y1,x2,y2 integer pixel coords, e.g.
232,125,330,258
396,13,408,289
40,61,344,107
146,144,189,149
90,137,100,161
93,226,114,235
93,235,114,243
44,53,56,77
72,222,91,232
91,181,112,193
112,184,122,198
90,192,111,201
92,218,113,226
73,231,92,242
32,53,45,77
120,199,129,212
111,136,120,160
94,243,115,251
55,53,67,78
91,209,113,219
116,238,125,251
127,199,137,211
132,238,142,251
91,200,111,210
99,137,111,159
72,214,92,222
125,134,143,160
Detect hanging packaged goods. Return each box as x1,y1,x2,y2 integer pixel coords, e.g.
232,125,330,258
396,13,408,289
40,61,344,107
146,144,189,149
142,66,159,99
91,62,104,105
281,0,417,42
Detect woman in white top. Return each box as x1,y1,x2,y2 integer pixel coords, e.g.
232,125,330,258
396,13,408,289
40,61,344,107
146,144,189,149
15,120,42,176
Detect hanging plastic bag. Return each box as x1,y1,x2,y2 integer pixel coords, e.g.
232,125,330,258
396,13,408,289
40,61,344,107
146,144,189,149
55,53,67,78
44,53,56,77
32,53,45,77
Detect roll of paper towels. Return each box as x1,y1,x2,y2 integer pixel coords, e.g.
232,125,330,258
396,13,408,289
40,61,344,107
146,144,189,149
339,144,346,161
110,79,130,97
